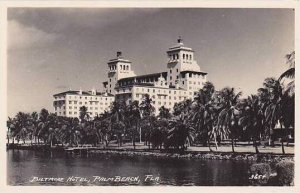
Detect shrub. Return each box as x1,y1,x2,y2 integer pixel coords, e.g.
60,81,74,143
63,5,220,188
276,160,294,186
249,163,271,185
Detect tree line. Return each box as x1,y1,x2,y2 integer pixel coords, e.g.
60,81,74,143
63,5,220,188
7,51,295,154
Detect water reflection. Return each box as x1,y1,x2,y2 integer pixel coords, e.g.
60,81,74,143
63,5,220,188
7,150,250,186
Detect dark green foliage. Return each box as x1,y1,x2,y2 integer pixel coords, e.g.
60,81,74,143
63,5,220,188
276,160,294,186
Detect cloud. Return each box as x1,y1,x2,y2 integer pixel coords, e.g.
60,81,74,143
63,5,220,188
8,20,59,50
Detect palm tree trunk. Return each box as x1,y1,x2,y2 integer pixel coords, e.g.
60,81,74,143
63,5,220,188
253,139,259,154
214,133,218,150
280,123,285,154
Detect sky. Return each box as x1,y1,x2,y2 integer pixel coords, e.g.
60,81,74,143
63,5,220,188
7,8,294,116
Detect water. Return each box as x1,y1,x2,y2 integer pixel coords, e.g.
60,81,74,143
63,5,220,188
7,150,251,186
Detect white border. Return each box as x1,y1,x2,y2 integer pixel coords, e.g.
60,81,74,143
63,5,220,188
0,1,299,193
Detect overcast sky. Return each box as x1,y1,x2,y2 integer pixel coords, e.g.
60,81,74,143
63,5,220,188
7,8,294,116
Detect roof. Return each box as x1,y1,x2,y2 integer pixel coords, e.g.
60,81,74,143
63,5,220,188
53,90,114,97
180,70,207,76
118,71,168,82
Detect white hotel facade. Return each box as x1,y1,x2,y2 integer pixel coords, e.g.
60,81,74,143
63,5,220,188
53,38,208,118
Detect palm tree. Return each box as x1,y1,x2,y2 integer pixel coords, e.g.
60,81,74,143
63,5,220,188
151,118,168,149
190,82,216,151
238,95,265,153
166,114,195,150
125,101,141,149
37,108,50,144
31,112,39,144
139,94,155,147
263,77,293,154
79,106,90,123
215,87,242,153
158,106,171,119
110,100,127,147
279,51,295,95
13,112,32,144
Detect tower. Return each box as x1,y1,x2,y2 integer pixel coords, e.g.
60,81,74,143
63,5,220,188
166,37,201,86
105,51,136,94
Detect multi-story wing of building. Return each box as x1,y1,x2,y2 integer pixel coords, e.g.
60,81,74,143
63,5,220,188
53,37,208,118
103,37,208,115
53,89,114,118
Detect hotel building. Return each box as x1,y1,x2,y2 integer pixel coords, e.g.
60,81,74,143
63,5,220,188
53,37,208,117
103,37,207,114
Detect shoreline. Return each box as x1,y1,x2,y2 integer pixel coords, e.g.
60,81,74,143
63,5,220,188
7,144,294,163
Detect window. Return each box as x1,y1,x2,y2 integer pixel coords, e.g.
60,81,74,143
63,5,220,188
183,54,185,59
170,76,172,80
189,73,192,78
69,106,72,109
153,89,155,93
74,101,77,104
170,69,172,73
136,94,139,98
182,81,185,85
176,69,179,72
176,54,179,59
176,76,179,79
69,101,72,104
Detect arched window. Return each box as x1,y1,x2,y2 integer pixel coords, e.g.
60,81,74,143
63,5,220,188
173,54,175,60
127,65,129,70
183,54,185,60
176,54,179,59
190,55,192,60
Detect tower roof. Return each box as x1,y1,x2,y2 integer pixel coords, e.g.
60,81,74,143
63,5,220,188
167,37,194,53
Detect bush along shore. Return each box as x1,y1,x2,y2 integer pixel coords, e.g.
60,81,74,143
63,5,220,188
85,148,294,163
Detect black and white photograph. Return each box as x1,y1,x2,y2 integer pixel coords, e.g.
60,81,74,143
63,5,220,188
1,1,298,191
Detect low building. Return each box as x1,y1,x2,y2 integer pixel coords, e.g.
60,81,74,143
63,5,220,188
53,89,114,118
